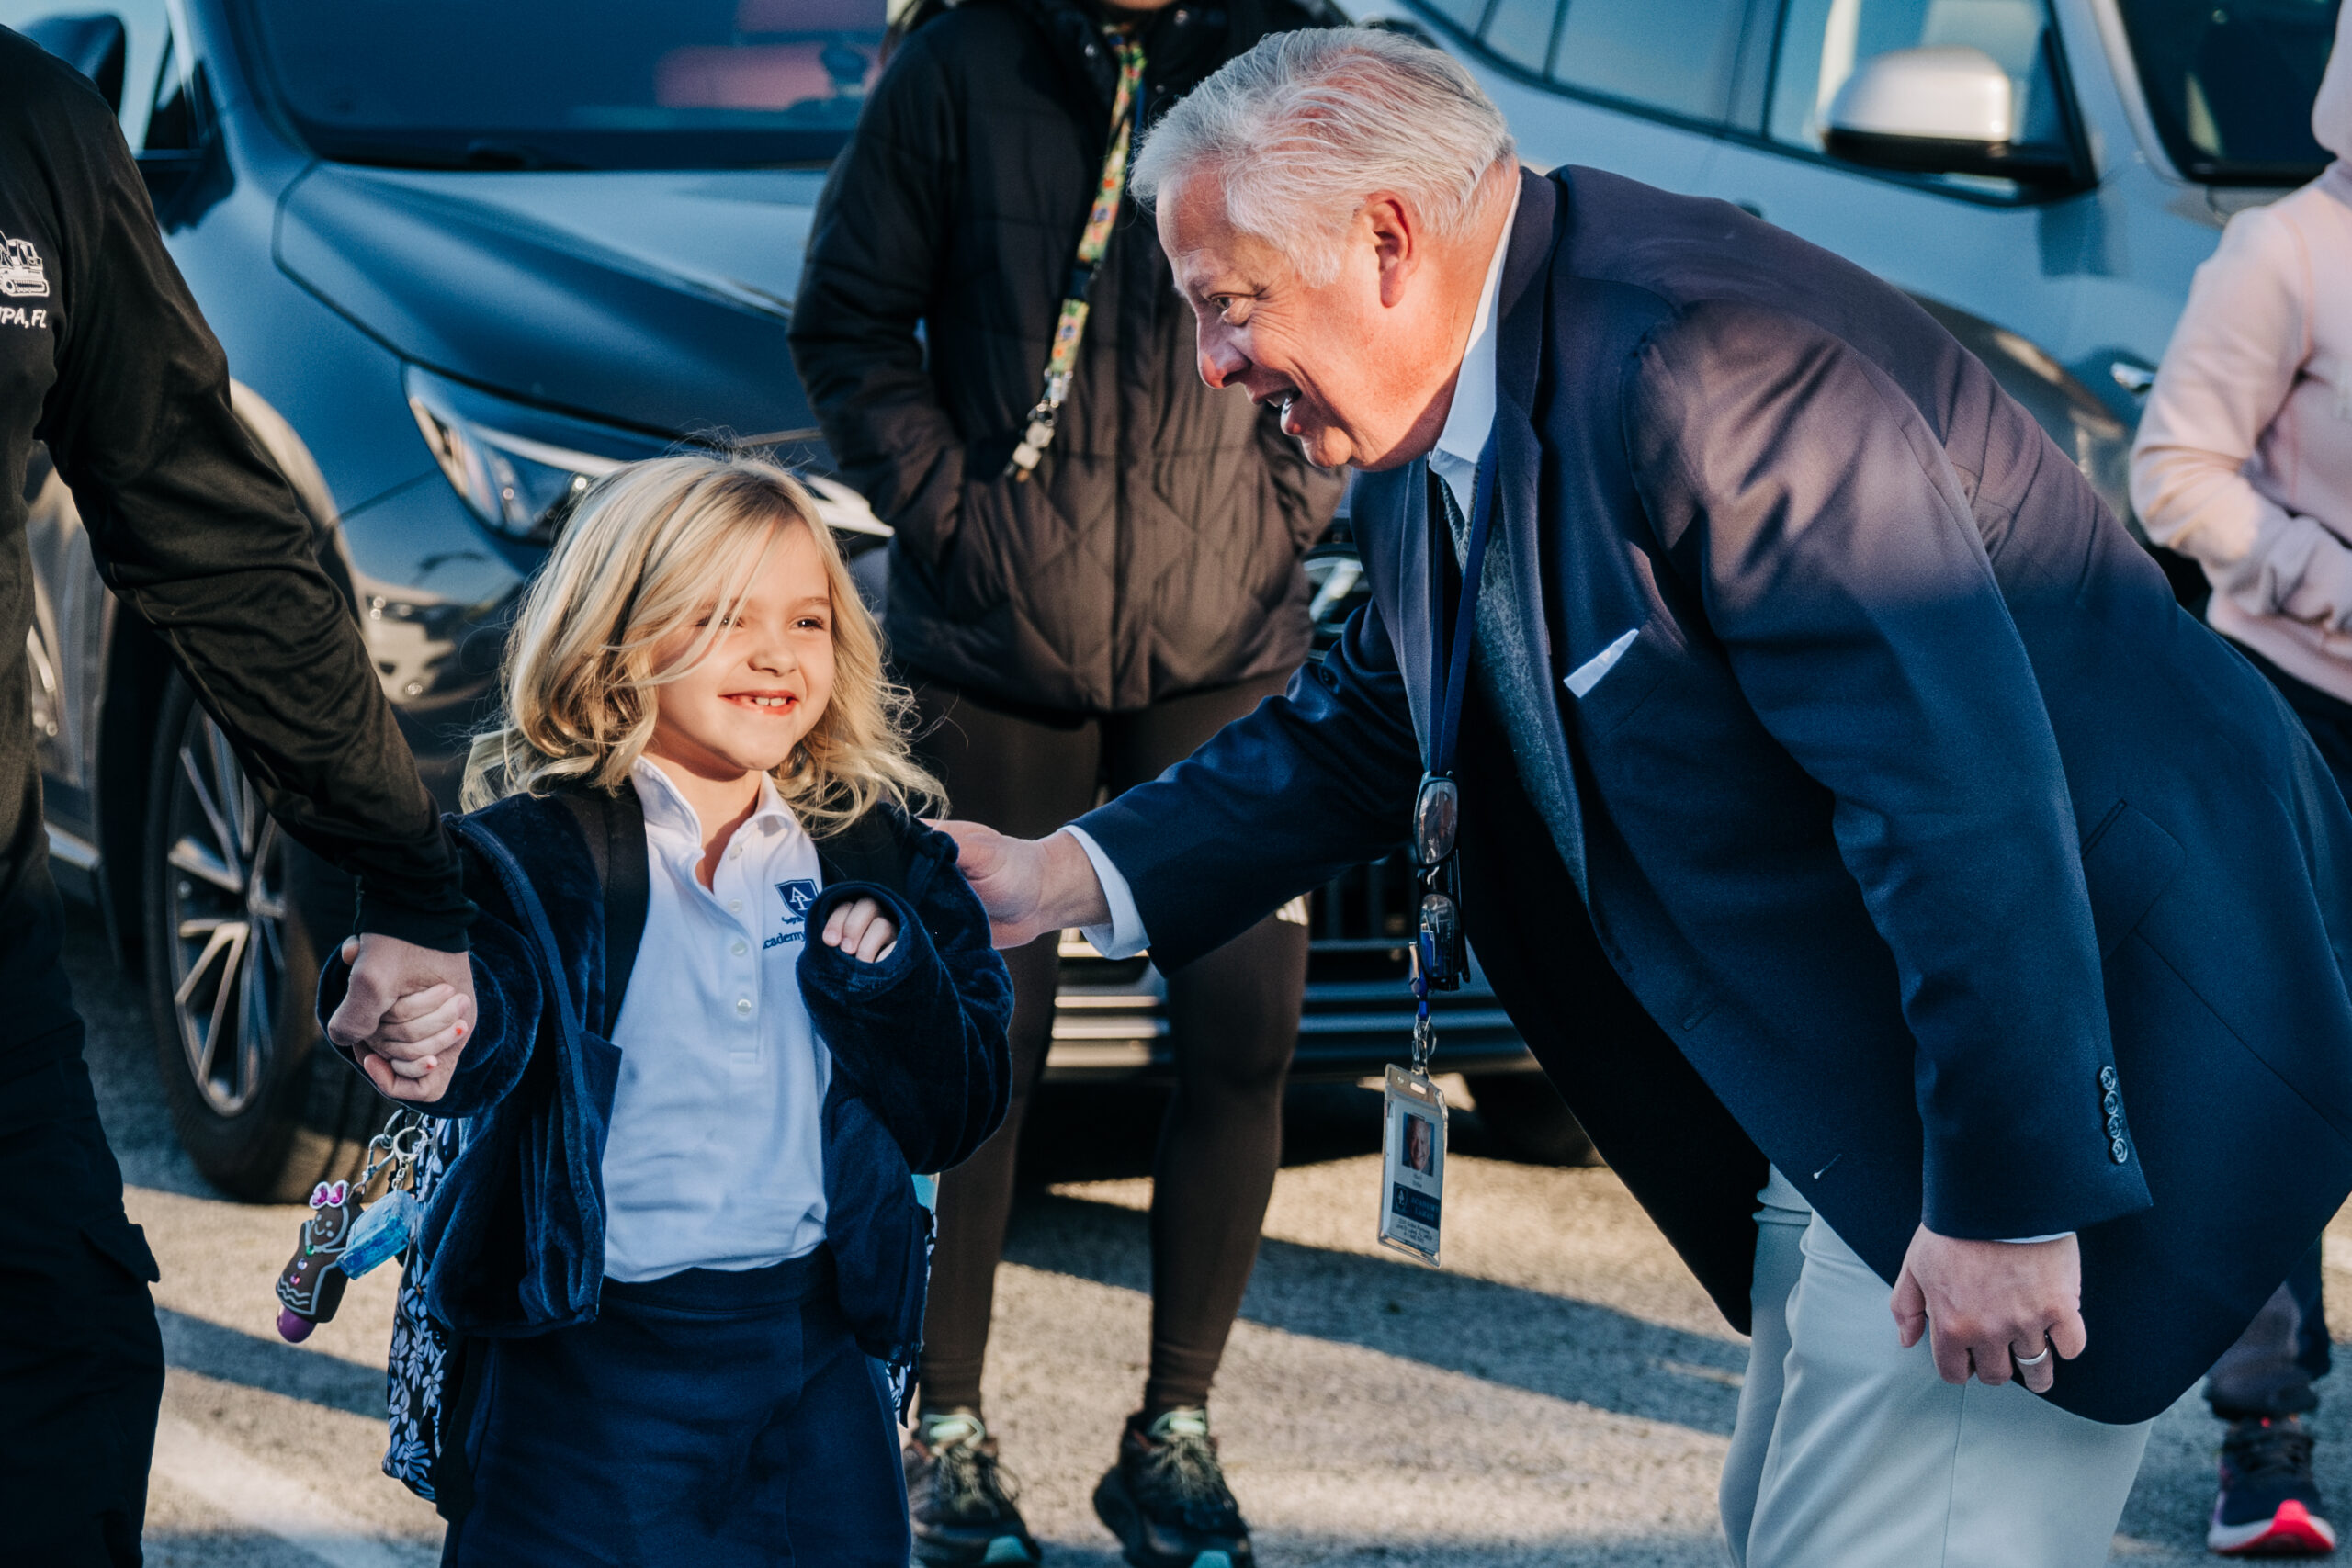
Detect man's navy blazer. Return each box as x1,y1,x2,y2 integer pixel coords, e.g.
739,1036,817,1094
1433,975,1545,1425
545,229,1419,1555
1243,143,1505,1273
1079,166,2352,1424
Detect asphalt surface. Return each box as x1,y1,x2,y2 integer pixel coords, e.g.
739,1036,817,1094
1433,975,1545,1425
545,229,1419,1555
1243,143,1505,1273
69,904,2352,1566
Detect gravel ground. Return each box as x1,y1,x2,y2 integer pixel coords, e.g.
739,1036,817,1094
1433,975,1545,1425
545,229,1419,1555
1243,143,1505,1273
66,905,2352,1566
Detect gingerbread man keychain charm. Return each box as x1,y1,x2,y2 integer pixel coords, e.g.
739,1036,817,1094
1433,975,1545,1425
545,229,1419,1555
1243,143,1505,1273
274,1179,354,1342
270,1112,427,1341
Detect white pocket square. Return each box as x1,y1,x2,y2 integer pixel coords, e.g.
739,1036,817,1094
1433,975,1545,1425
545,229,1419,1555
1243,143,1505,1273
1564,627,1641,699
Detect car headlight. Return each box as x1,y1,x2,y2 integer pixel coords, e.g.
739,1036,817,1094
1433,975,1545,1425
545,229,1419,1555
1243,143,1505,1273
405,367,668,543
403,365,895,550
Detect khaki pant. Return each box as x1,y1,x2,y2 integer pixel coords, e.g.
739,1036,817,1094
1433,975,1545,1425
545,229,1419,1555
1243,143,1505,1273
1720,1171,2154,1567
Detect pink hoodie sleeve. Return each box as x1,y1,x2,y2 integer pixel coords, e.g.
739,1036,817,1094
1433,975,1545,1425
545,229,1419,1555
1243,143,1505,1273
2129,204,2352,636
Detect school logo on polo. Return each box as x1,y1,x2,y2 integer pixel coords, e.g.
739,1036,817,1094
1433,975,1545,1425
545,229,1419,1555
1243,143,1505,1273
0,232,50,299
763,879,818,949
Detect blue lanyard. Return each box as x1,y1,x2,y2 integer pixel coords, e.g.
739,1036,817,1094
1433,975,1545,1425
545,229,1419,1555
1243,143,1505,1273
1427,434,1499,781
1409,439,1498,1036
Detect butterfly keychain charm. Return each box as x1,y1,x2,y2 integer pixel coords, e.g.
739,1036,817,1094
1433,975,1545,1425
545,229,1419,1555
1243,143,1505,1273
273,1112,426,1341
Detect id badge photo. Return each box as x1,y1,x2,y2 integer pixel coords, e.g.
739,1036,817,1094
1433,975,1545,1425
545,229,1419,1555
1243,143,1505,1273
1378,1065,1447,1267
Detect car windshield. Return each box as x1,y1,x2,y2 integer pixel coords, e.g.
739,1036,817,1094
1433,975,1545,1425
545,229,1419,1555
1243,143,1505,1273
240,0,886,170
2117,0,2342,185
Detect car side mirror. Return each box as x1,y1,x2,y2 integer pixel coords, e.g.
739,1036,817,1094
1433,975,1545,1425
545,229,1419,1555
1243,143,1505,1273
1825,45,2073,187
18,13,128,116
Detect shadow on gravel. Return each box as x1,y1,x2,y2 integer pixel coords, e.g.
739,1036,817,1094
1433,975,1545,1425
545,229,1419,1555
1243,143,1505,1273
157,1307,387,1421
1262,1537,1730,1567
1030,1536,1727,1568
143,1529,381,1568
1003,1192,1747,1436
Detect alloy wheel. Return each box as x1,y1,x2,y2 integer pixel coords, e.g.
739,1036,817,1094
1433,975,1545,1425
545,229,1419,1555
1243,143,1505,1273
160,708,288,1119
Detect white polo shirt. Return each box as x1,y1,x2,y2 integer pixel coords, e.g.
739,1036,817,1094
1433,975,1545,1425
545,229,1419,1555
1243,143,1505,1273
600,758,831,1282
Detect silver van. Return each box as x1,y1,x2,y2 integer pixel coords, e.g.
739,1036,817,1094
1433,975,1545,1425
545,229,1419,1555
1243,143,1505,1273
1341,0,2340,581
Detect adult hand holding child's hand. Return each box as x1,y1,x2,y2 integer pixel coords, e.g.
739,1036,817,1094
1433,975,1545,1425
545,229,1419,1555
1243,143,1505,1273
327,933,477,1103
822,897,898,964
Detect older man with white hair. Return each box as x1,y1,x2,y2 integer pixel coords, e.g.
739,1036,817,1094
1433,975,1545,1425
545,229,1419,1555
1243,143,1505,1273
942,28,2352,1567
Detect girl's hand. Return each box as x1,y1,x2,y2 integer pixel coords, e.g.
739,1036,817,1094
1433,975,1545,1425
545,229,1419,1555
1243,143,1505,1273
329,934,473,1103
822,897,899,964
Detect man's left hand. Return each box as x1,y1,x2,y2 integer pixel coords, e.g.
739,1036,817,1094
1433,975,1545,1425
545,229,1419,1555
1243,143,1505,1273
1892,1225,2086,1394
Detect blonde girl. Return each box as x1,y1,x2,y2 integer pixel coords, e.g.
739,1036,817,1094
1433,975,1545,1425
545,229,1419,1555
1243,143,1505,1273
327,450,1012,1568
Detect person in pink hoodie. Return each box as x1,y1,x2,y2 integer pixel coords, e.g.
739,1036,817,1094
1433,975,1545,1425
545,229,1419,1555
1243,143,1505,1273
2132,7,2352,1556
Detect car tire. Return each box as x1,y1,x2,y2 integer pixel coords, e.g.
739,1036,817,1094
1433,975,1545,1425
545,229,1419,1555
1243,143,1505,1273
1465,1072,1604,1167
144,671,378,1201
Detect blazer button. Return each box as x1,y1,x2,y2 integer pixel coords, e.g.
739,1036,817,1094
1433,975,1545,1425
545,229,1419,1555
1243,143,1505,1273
2103,1090,2122,1116
2106,1115,2126,1139
2099,1066,2118,1090
2109,1135,2131,1164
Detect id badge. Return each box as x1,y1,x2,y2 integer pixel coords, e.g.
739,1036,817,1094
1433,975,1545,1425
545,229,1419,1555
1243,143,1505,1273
1378,1065,1447,1267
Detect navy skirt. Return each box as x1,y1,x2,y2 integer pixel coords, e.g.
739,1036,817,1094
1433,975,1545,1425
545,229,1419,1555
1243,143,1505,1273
444,1249,909,1567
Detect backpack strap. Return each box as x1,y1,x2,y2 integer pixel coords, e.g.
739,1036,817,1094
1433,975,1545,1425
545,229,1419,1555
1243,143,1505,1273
556,784,650,1038
449,816,586,1049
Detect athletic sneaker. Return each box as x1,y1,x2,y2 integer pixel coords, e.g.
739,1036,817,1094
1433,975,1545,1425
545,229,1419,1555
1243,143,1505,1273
906,1409,1041,1567
2210,1416,2337,1557
1092,1407,1254,1568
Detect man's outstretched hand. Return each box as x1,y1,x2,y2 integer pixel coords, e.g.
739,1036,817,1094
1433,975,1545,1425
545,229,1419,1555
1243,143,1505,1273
1892,1225,2086,1395
325,933,476,1103
935,823,1111,950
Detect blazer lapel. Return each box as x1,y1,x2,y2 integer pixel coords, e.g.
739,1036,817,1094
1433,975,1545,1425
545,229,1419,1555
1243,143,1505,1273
1487,172,1589,898
1496,168,1556,409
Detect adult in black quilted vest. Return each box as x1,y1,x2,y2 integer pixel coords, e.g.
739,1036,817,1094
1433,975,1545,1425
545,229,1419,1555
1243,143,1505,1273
789,0,1343,1561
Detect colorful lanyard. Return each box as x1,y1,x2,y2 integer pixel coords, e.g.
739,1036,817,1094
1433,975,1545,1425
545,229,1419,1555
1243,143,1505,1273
1006,34,1148,480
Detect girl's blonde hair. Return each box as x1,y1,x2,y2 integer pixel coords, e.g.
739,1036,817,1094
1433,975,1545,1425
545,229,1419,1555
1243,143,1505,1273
462,450,939,835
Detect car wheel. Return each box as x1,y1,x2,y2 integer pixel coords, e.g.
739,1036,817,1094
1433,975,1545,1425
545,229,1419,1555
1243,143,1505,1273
144,672,378,1201
1465,1072,1604,1167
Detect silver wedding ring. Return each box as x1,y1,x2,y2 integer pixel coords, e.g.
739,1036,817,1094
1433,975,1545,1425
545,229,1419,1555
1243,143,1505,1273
2013,1345,2052,1369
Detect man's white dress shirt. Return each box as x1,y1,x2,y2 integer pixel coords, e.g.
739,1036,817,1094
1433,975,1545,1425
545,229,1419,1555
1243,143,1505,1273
601,758,831,1282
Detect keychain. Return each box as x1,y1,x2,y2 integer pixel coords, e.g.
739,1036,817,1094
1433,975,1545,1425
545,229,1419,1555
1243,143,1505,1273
339,1118,428,1279
273,1112,427,1341
1378,931,1449,1268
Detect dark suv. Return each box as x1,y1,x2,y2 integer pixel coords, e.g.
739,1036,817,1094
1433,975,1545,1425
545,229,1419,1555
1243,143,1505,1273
15,0,1569,1201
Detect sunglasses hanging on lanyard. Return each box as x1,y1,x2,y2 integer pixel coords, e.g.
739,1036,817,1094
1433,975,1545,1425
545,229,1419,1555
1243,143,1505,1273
1005,32,1147,480
1378,438,1498,1269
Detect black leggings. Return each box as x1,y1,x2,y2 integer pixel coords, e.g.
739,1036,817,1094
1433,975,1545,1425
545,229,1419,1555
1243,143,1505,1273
911,673,1309,1417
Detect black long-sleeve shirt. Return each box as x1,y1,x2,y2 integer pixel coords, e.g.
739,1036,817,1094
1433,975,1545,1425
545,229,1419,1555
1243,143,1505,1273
0,31,466,1051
